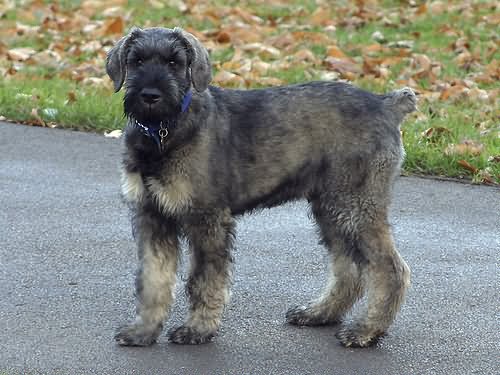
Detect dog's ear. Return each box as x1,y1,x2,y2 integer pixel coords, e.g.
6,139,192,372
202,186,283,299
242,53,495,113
106,27,142,92
174,27,212,93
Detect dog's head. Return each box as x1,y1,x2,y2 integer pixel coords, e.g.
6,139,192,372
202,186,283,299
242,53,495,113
106,27,211,125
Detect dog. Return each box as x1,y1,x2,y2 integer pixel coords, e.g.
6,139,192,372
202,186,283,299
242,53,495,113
106,26,415,348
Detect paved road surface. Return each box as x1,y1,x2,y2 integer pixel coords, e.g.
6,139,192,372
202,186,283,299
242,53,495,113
0,122,498,374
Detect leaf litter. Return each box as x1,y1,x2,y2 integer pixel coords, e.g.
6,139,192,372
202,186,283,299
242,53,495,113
0,0,498,183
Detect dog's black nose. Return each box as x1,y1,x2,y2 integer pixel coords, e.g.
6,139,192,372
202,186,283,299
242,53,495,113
140,88,162,104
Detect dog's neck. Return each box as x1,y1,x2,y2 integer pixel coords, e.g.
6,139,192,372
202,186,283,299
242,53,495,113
132,90,193,152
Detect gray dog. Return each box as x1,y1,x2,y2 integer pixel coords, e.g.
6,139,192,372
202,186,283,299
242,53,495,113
106,26,415,348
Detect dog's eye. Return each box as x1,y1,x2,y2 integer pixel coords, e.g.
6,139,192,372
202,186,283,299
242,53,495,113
168,60,176,66
136,58,143,66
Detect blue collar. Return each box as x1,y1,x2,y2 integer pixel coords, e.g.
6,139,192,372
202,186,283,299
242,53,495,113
133,90,192,151
180,90,192,113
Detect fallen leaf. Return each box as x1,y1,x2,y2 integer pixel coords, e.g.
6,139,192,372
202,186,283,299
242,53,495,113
320,71,340,81
104,129,123,138
324,56,361,77
444,140,484,156
102,17,124,36
241,43,281,59
102,6,125,17
440,85,468,101
66,91,77,105
29,50,62,68
457,160,478,174
293,49,318,64
251,60,270,74
7,47,37,61
213,70,246,87
310,7,332,26
30,108,46,127
216,31,231,44
80,40,102,53
467,88,489,102
476,169,495,185
254,77,284,86
416,3,427,15
428,1,447,15
326,45,348,59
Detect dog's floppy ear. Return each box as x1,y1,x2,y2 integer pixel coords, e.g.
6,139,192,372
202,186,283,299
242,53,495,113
106,27,142,92
174,27,212,93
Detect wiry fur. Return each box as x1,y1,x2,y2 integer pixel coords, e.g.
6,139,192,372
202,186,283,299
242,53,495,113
107,27,415,348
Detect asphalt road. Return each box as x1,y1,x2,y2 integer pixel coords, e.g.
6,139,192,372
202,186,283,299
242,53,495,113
0,121,498,374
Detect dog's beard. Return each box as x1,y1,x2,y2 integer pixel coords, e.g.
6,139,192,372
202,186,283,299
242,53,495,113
123,81,185,127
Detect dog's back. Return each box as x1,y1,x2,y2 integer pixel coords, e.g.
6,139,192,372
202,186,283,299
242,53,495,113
207,82,415,214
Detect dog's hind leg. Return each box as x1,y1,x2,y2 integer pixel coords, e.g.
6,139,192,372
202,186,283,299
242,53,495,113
169,209,235,344
286,199,364,327
115,207,179,346
336,222,410,347
329,164,410,347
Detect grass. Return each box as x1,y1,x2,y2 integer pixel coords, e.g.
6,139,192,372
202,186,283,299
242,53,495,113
0,79,123,132
0,0,498,183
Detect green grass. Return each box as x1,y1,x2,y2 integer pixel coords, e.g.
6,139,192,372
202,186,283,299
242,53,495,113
0,79,123,132
0,0,498,184
402,101,500,182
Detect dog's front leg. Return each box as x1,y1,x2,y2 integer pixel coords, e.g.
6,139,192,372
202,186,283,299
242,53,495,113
115,206,180,346
169,209,235,344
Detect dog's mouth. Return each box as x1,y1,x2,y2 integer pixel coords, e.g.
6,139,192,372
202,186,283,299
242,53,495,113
125,102,166,128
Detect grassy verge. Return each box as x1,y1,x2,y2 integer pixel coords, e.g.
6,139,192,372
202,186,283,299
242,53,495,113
0,0,498,183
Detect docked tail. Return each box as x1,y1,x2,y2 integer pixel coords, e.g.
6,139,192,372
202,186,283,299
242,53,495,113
383,87,417,119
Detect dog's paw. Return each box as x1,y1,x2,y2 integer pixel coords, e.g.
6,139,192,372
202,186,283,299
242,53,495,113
286,304,340,326
335,324,385,348
114,322,162,347
168,325,216,345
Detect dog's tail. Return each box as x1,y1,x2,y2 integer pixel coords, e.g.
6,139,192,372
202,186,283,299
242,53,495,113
382,87,417,119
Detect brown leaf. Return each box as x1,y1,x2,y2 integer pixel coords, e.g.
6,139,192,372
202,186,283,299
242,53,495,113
213,70,246,88
363,43,384,55
29,50,62,68
102,17,124,35
416,3,427,15
324,57,361,77
440,85,468,101
428,1,447,15
467,88,489,102
30,108,46,127
293,49,318,64
477,169,495,185
216,31,231,44
241,43,281,59
251,60,270,74
310,7,333,26
457,160,478,174
254,77,284,87
444,140,484,156
268,34,296,49
291,31,331,45
326,45,348,59
66,91,77,104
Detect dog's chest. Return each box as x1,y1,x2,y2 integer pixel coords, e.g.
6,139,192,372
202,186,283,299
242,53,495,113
121,169,194,215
